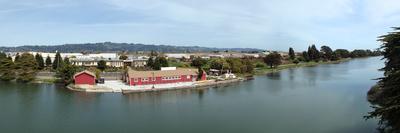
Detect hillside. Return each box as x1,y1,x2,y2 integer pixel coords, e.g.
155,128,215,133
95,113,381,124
0,42,262,53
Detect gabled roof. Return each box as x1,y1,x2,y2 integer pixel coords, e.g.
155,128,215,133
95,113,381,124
74,70,96,79
127,68,198,78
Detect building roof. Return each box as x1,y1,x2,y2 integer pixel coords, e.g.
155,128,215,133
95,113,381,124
127,68,198,78
73,70,96,79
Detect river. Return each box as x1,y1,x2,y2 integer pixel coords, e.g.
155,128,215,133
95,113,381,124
0,57,382,133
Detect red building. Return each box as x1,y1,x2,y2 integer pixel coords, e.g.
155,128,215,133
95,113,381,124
74,71,96,85
126,68,205,86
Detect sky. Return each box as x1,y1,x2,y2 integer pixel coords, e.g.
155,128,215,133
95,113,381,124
0,0,399,51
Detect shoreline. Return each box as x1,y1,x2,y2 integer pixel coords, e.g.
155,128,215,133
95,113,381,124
30,58,353,93
254,58,351,75
66,78,246,94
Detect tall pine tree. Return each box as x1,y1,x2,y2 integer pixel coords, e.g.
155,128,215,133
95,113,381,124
289,47,295,60
0,53,16,81
52,52,63,70
45,55,52,67
15,53,37,82
366,27,400,132
35,53,45,70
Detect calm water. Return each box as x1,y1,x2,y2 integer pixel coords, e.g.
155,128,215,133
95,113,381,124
0,57,382,133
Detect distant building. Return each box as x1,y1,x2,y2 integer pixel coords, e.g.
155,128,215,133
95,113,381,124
74,71,96,85
125,67,203,86
70,55,147,68
70,58,125,68
124,56,148,67
165,53,192,60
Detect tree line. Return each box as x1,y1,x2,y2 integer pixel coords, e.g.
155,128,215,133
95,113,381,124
0,52,78,84
262,45,381,68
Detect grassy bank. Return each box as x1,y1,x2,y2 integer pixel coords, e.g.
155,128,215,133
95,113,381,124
254,58,351,75
32,78,61,84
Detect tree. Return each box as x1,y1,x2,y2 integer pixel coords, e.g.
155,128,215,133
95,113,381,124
242,58,254,73
209,58,230,71
14,53,20,62
150,50,158,57
197,67,205,80
52,52,63,70
293,58,300,64
0,52,6,59
366,27,400,132
289,47,295,60
308,45,320,61
226,58,243,73
119,55,128,60
334,49,350,58
45,55,52,67
320,45,333,61
15,53,38,82
191,57,207,68
152,57,169,70
350,49,368,58
35,53,45,70
302,51,310,62
56,62,78,85
63,57,70,65
263,52,282,68
147,57,154,68
0,54,16,81
97,60,107,71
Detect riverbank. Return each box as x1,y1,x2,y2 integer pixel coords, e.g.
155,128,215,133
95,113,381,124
254,58,351,75
67,78,245,93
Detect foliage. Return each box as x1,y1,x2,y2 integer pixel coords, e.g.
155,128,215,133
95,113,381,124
52,52,63,70
308,45,320,62
289,47,295,60
150,56,169,70
35,53,45,70
168,58,190,68
350,49,368,58
320,45,333,61
226,58,244,73
191,57,207,68
263,52,282,68
119,55,128,60
334,49,350,58
0,53,16,81
366,27,400,132
255,61,267,68
302,51,310,62
209,58,230,71
56,63,78,84
147,57,154,68
45,55,52,67
97,60,107,71
293,58,300,64
63,57,70,65
197,67,205,80
15,53,37,82
14,53,20,62
241,58,254,73
0,52,6,58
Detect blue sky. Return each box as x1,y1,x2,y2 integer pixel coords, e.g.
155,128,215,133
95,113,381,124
0,0,399,51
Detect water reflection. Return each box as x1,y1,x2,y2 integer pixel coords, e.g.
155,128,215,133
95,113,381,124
0,57,383,133
266,72,281,80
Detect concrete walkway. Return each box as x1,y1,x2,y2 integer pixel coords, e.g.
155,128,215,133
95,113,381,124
97,80,195,92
